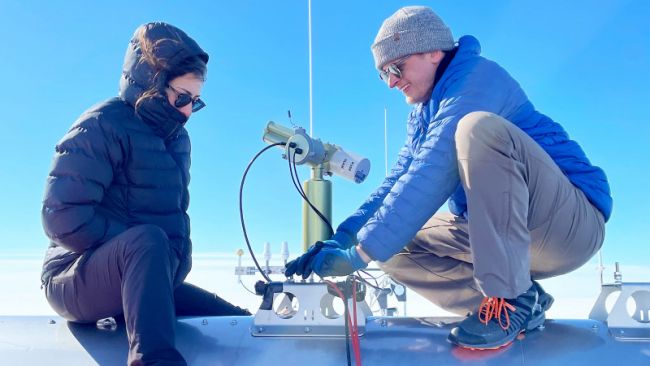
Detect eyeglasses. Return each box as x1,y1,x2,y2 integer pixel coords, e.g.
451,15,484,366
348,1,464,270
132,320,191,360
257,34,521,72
378,55,410,83
167,84,206,112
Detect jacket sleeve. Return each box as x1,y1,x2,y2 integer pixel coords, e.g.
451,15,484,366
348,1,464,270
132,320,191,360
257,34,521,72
335,141,413,239
357,63,515,261
42,115,128,253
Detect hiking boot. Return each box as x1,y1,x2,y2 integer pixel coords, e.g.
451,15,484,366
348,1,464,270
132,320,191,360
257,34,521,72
533,279,554,312
448,283,547,350
524,280,554,331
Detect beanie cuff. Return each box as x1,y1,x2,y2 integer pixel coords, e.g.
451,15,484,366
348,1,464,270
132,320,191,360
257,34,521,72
372,29,454,70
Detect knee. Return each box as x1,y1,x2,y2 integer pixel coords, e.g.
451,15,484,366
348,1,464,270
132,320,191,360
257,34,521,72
455,111,509,147
122,225,171,257
455,112,516,162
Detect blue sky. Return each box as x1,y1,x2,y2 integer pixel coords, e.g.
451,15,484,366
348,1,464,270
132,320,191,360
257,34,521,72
1,0,648,267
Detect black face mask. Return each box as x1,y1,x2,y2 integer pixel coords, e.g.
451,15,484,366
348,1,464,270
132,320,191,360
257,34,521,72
135,94,189,141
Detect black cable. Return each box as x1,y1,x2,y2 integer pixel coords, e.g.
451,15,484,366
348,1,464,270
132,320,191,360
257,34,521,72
293,151,333,230
354,273,382,291
289,149,334,234
287,148,306,200
239,142,286,283
289,149,330,230
359,269,382,288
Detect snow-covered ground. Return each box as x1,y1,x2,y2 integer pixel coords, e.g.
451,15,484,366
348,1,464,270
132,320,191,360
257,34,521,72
1,252,647,319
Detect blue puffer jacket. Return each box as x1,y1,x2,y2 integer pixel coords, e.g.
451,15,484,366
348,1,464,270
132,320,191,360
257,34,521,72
338,35,612,262
41,23,208,284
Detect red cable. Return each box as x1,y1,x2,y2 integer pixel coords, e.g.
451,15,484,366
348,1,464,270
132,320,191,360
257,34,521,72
325,280,363,366
351,278,362,366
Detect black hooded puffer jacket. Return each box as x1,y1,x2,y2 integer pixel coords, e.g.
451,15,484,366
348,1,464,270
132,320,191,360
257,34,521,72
41,23,208,284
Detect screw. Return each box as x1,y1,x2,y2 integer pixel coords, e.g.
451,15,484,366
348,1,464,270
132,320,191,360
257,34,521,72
304,327,311,333
96,318,117,331
202,319,208,325
48,319,56,324
257,327,264,333
230,320,238,326
380,319,388,327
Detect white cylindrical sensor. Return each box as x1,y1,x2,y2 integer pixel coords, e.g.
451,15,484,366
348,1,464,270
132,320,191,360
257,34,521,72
329,148,371,183
280,241,290,262
263,241,272,262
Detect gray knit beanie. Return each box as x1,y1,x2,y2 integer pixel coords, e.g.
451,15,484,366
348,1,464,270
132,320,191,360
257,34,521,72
371,6,454,70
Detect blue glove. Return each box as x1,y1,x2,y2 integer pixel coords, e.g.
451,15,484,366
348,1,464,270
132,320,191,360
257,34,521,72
330,229,358,249
284,240,342,279
311,246,368,277
321,238,347,250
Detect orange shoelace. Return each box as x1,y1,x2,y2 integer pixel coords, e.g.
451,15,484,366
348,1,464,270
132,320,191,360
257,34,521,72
478,297,516,330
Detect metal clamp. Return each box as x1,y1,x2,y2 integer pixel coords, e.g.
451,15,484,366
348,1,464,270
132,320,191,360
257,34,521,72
589,282,650,341
252,281,371,337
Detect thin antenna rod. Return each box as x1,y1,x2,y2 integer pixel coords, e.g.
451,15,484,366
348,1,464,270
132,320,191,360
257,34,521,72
308,0,313,136
384,107,388,176
598,250,604,286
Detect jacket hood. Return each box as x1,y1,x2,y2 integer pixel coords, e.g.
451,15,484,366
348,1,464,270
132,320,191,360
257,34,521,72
119,22,208,106
455,35,481,57
118,22,208,140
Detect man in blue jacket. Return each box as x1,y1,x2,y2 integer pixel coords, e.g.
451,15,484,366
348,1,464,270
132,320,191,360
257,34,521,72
285,6,611,350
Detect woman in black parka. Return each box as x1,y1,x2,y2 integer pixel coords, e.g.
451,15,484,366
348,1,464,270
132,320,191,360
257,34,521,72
41,22,249,366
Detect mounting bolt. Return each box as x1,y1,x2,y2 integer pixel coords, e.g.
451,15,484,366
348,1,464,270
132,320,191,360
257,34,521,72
230,320,238,326
257,327,264,333
614,262,622,284
381,319,388,327
304,327,311,333
96,317,117,331
202,319,208,325
49,319,56,325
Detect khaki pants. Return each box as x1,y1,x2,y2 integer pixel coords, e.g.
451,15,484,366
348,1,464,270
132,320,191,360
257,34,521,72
379,112,605,315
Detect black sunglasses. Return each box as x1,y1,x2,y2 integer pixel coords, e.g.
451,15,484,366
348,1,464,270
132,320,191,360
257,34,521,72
167,84,206,112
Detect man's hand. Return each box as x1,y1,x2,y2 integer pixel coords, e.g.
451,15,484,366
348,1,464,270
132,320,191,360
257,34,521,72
285,240,340,279
310,246,368,277
285,242,322,279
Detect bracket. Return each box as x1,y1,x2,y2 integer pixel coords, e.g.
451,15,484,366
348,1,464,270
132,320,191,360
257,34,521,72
252,281,372,337
589,282,650,341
